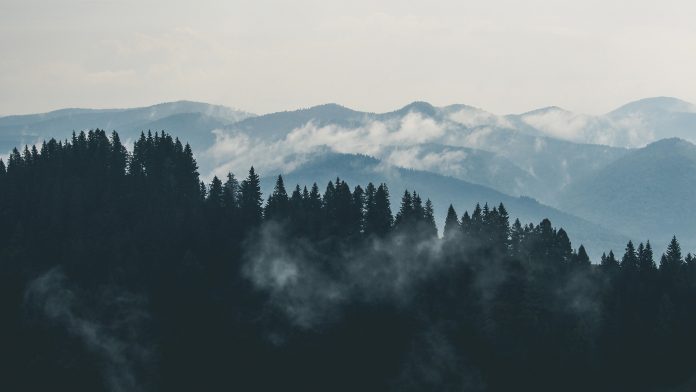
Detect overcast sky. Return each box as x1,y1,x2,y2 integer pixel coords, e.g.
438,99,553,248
1,0,695,116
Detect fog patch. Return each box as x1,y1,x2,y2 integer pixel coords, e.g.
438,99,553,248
24,267,153,392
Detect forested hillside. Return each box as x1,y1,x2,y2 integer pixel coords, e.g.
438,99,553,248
2,130,696,391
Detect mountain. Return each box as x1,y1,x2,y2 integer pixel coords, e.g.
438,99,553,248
505,97,696,147
0,101,254,157
227,103,369,139
260,152,629,259
216,101,627,205
558,138,696,254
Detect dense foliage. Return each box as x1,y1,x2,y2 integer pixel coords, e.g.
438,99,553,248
1,130,696,391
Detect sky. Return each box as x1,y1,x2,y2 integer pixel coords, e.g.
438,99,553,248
1,0,695,116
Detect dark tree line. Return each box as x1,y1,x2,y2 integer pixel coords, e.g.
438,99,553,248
1,130,696,391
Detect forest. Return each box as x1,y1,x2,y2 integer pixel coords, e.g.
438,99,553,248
1,129,696,391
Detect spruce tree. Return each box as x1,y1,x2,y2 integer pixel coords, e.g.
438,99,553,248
602,250,619,273
443,204,460,239
352,185,366,235
365,183,392,236
109,131,127,177
574,245,591,267
638,241,657,273
394,190,414,229
305,183,323,238
199,181,208,201
621,240,639,272
207,176,224,208
265,175,290,222
660,236,683,272
223,173,240,210
460,211,471,238
554,228,573,264
510,218,524,256
239,167,263,227
423,199,437,239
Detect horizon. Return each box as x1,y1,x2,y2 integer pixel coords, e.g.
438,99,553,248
1,95,694,119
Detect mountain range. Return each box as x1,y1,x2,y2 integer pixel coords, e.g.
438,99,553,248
2,97,696,259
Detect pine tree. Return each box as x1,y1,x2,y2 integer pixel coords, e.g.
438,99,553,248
352,185,366,235
305,183,323,239
574,245,591,267
638,241,657,273
470,204,483,238
394,190,414,229
423,199,437,239
199,181,208,201
239,167,263,227
554,228,573,264
365,183,392,236
443,204,460,239
264,175,290,222
460,211,471,238
412,192,424,222
621,240,639,272
496,203,511,249
601,250,619,273
109,131,127,177
660,236,683,272
510,218,524,256
207,176,224,208
223,173,240,210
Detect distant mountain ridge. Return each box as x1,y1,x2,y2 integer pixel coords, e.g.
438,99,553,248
0,100,255,160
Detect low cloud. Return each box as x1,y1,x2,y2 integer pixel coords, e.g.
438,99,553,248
243,222,445,329
205,112,449,179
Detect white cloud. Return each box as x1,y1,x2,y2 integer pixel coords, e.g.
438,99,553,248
205,113,449,179
521,109,590,142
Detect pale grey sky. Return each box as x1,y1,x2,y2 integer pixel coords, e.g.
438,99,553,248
1,0,695,116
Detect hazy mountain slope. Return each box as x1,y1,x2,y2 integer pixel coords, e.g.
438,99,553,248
504,97,696,147
260,152,629,259
606,97,696,142
559,138,696,253
438,125,628,203
0,101,253,155
227,103,370,139
376,143,545,197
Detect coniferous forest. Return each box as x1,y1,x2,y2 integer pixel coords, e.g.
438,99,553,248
3,130,696,392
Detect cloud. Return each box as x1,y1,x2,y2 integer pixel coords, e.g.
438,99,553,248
448,107,513,129
243,222,445,329
205,112,449,179
384,146,469,174
521,108,591,142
